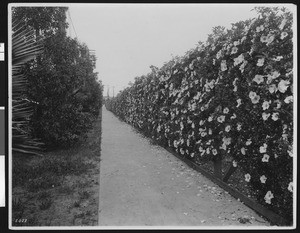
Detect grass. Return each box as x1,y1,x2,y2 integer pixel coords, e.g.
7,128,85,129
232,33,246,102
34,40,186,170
12,110,102,226
12,152,93,192
12,197,25,212
79,190,90,200
73,200,80,208
57,185,73,195
37,191,51,200
12,197,25,220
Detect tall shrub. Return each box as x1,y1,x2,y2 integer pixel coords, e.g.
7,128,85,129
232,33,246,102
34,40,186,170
106,7,293,222
13,7,103,147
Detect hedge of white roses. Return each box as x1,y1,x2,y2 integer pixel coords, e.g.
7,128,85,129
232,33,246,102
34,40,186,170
106,7,293,222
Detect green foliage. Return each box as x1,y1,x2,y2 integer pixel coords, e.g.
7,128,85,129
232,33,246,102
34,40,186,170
12,153,92,192
12,7,69,37
26,34,102,147
106,7,293,223
12,7,103,148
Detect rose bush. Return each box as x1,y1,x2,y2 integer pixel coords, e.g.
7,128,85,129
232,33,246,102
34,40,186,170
106,7,293,222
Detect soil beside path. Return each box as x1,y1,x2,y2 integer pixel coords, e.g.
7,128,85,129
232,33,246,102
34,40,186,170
98,107,270,227
12,114,102,227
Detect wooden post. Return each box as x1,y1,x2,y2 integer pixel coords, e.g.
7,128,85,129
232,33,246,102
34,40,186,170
213,155,222,179
223,163,237,183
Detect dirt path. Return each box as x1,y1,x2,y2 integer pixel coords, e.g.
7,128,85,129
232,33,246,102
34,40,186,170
98,107,270,227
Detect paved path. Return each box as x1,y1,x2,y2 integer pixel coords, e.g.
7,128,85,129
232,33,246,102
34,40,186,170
98,107,270,227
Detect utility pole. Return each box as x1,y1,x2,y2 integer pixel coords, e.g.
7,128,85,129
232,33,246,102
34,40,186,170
112,86,115,98
107,85,110,98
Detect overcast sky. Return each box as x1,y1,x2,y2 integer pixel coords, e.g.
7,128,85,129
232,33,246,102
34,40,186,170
66,4,286,96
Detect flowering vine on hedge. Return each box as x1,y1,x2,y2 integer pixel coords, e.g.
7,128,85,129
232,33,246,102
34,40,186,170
106,7,293,222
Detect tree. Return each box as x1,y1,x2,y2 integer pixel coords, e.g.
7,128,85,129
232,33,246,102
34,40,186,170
12,7,103,148
12,7,68,37
26,33,102,147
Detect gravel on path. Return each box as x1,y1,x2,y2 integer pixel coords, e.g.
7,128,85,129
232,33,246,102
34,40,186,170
98,107,270,228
